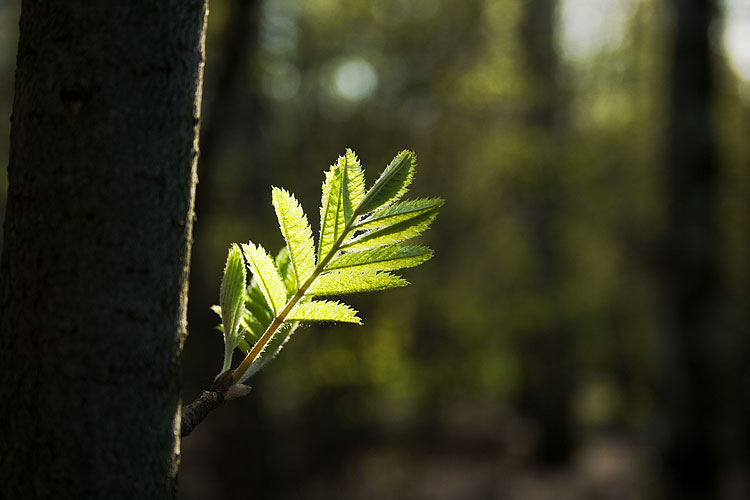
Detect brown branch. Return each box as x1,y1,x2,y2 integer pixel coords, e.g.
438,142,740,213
180,370,250,437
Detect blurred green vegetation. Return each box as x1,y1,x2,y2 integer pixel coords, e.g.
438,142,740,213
0,0,747,498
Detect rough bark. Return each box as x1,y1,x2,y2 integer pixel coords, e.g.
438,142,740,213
0,1,208,498
179,370,245,438
657,0,721,498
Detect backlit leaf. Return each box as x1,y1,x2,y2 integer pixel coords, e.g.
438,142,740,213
343,204,441,251
357,150,416,214
326,244,433,273
354,198,444,231
272,188,316,287
308,270,408,295
219,244,246,347
287,300,361,323
241,242,288,315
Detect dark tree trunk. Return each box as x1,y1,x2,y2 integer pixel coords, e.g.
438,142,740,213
515,0,575,465
196,0,263,213
0,1,208,498
657,0,721,498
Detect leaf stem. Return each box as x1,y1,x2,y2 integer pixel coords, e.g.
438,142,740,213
232,217,357,383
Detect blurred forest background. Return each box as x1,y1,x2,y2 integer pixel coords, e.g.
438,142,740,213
0,0,748,499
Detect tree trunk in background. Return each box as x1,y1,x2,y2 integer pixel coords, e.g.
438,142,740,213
657,0,721,498
515,0,574,465
194,0,263,217
0,2,207,498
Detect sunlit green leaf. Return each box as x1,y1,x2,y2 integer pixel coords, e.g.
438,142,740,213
308,270,408,295
244,282,274,327
241,310,266,342
274,246,296,297
287,300,361,323
354,198,444,231
342,149,366,221
357,150,416,214
219,244,247,347
326,244,433,273
318,150,368,261
318,156,346,261
214,149,440,383
272,188,316,287
241,242,288,315
343,203,441,251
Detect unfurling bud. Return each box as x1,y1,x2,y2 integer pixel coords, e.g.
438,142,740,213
225,384,252,400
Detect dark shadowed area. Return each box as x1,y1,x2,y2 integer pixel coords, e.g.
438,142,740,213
0,0,747,499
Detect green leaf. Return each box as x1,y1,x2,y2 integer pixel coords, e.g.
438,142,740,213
223,148,441,385
318,151,366,260
354,198,444,231
272,188,316,287
274,246,296,298
238,338,252,354
308,270,408,295
241,242,288,315
342,149,366,221
210,304,222,319
287,300,361,323
240,310,266,342
318,156,345,261
244,282,274,327
326,244,433,273
343,202,442,251
357,150,416,215
220,245,247,346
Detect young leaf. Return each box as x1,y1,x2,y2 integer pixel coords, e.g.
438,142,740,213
216,149,441,387
219,244,247,370
287,300,361,323
354,198,444,231
220,245,246,342
342,149,366,221
326,244,433,273
342,204,441,251
240,310,266,342
244,282,274,328
272,188,316,287
241,242,288,315
308,270,408,296
274,246,296,298
357,150,416,215
318,151,366,260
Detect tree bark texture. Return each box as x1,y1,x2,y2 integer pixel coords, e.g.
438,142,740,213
657,0,721,498
0,1,208,499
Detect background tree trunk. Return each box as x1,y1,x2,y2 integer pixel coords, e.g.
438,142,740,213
0,1,207,498
516,0,575,465
657,0,721,498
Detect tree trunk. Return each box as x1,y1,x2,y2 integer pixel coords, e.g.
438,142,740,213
0,1,208,498
657,0,721,498
515,0,575,465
